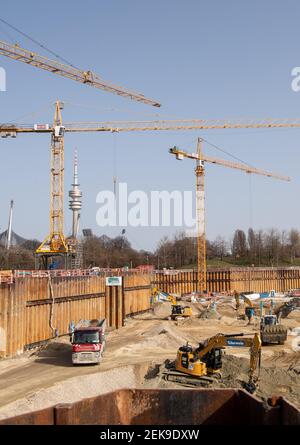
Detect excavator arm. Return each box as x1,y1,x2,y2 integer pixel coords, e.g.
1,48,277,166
168,295,178,305
233,291,253,309
196,332,262,386
274,298,300,320
243,296,254,308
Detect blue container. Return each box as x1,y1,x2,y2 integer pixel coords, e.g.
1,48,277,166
260,292,269,299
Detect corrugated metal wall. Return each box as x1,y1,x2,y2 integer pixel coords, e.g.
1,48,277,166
2,267,300,359
153,267,300,294
0,273,151,358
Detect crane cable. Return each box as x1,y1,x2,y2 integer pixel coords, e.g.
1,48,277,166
249,174,254,229
113,132,118,199
0,16,79,69
201,137,256,169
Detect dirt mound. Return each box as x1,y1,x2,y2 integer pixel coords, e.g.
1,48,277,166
215,353,300,408
199,307,221,320
146,353,300,409
217,302,237,318
0,364,148,420
139,322,190,349
188,302,203,314
219,316,246,327
152,302,172,319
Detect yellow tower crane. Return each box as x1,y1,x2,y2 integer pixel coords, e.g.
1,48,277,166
0,38,161,267
169,138,290,293
35,101,68,260
0,117,296,269
0,40,161,107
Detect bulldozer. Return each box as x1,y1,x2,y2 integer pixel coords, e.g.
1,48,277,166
164,332,262,394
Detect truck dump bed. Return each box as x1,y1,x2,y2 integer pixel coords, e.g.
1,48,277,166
74,319,106,330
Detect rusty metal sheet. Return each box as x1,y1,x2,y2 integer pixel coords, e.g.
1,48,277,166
1,388,300,425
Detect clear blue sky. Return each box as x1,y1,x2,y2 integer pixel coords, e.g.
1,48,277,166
1,0,300,251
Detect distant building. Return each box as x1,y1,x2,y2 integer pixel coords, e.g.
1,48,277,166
135,264,155,273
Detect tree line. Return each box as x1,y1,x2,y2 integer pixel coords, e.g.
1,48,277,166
1,227,300,270
155,228,300,268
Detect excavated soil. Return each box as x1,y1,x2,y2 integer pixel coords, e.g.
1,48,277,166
0,300,299,419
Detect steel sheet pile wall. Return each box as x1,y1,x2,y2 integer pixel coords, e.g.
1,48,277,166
2,266,300,359
153,267,300,294
25,276,107,347
0,273,151,358
123,273,151,315
1,389,299,425
229,267,300,293
153,270,231,294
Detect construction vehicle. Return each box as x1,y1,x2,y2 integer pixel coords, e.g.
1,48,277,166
260,315,287,345
164,292,192,320
151,287,192,320
169,304,193,320
164,332,261,394
242,296,255,323
234,291,287,344
234,291,256,323
259,298,300,345
152,288,179,304
71,319,106,365
274,297,300,320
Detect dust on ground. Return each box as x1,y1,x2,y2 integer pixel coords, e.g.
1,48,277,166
0,299,299,420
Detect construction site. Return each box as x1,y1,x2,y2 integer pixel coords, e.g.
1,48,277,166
1,3,300,427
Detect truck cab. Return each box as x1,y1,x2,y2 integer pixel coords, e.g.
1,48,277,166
71,319,106,365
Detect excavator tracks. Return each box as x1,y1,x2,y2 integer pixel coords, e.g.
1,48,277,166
163,369,217,387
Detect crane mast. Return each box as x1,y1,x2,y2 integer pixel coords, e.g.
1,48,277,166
36,101,69,266
195,139,206,293
169,142,290,294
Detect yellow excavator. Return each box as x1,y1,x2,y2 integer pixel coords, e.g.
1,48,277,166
164,332,262,393
168,294,193,320
152,287,192,320
234,291,255,323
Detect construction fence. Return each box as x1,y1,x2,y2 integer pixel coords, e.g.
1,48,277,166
0,272,151,358
153,267,300,294
2,266,300,358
